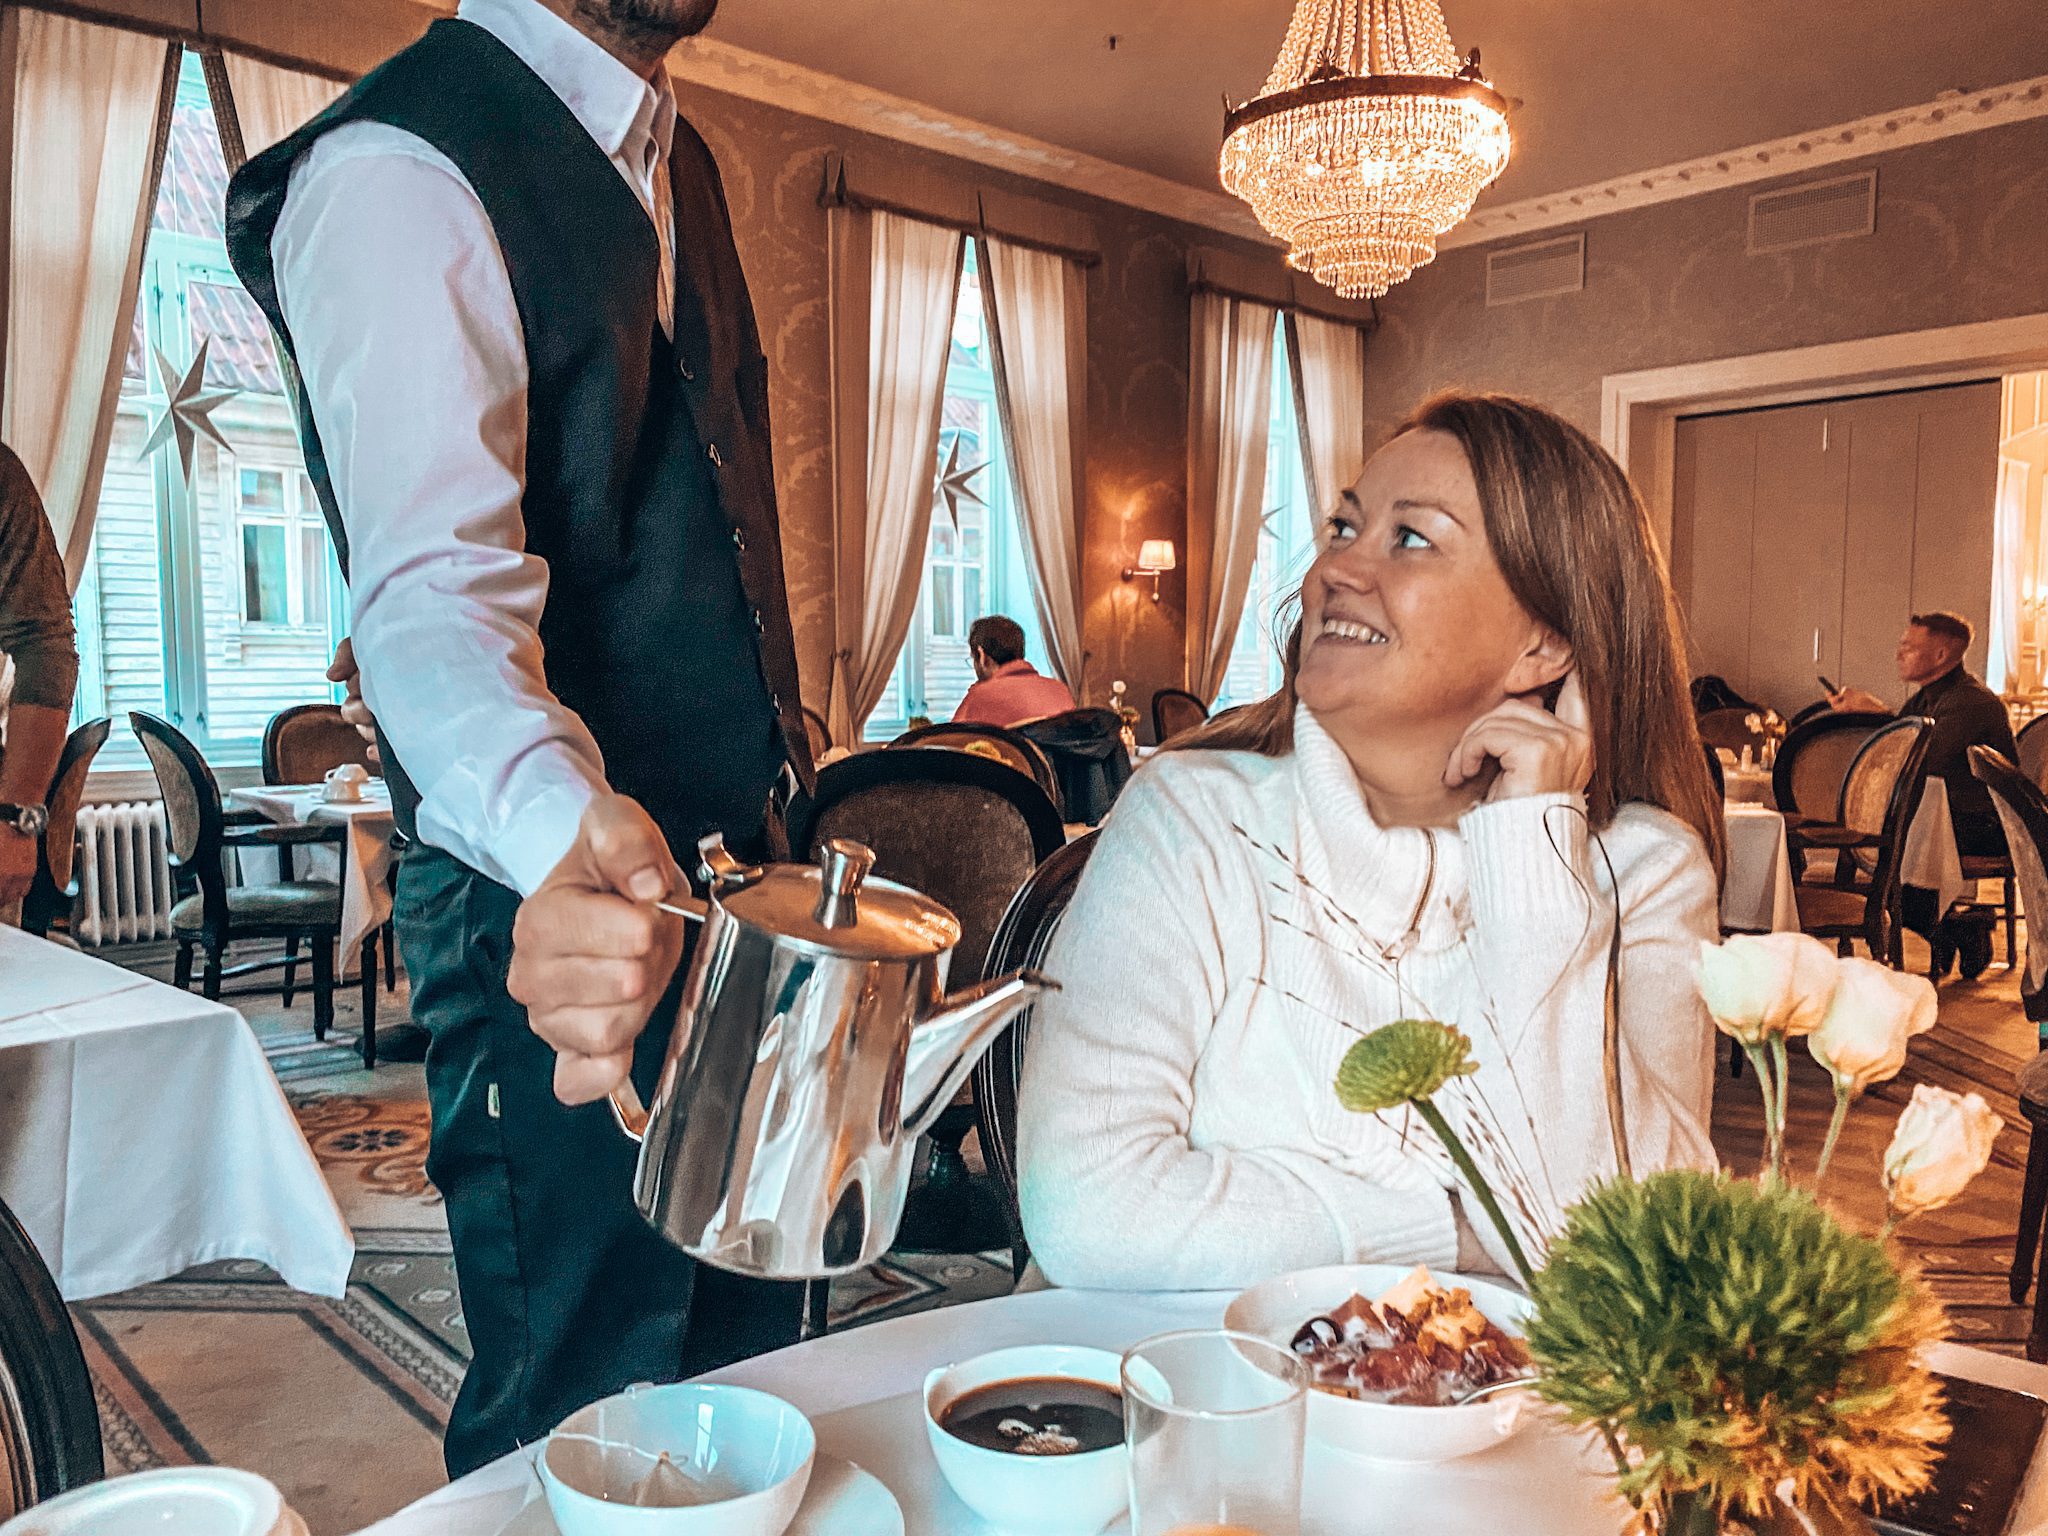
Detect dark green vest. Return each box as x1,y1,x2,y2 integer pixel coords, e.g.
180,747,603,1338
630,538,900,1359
226,18,811,866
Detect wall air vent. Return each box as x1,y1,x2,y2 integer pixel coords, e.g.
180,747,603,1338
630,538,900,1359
1485,233,1585,306
1748,171,1877,254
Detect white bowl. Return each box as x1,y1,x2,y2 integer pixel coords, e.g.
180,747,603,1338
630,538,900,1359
540,1383,815,1536
0,1467,304,1536
923,1344,1129,1536
1225,1263,1537,1464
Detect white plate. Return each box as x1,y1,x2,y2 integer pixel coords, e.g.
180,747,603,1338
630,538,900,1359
498,1456,904,1536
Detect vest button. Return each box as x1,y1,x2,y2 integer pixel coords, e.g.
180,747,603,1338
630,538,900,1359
731,527,747,553
679,361,695,382
752,609,765,633
707,443,724,469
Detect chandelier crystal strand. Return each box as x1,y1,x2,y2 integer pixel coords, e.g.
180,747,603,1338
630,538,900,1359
1222,0,1509,300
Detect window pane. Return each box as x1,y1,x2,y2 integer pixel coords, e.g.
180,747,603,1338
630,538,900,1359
930,568,958,638
300,525,330,630
239,466,285,515
242,524,289,623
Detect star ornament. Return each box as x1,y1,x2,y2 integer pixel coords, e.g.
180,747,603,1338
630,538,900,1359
138,338,237,482
932,433,989,529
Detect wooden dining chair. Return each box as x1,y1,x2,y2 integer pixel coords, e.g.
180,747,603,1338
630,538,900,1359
19,717,110,939
2019,716,2048,794
972,831,1099,1282
130,712,382,1067
0,1196,101,1518
1150,687,1208,746
262,702,396,1003
1790,717,1932,966
1696,706,1767,758
887,722,1060,811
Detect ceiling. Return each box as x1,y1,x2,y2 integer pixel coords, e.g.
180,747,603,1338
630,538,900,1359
700,0,2048,207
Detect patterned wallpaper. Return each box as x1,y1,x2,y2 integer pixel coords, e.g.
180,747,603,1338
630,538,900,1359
1362,115,2048,448
673,81,1279,721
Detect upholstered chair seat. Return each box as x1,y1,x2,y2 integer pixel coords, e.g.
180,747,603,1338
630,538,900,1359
171,883,343,934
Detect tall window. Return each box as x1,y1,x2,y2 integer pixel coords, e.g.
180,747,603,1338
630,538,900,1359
866,243,1045,738
1213,317,1317,711
71,53,345,766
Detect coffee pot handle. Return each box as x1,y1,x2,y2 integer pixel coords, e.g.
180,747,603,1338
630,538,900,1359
610,1081,651,1142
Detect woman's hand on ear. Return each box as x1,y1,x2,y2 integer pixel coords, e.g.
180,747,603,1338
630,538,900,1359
1444,669,1594,803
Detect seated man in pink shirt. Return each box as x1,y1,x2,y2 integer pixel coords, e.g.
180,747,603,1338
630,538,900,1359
952,615,1076,728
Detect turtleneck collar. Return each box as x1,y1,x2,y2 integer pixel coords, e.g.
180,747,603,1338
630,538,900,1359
1288,703,1472,955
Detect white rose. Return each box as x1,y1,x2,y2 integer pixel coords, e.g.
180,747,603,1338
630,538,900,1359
1806,958,1937,1096
1883,1085,2002,1219
1695,934,1840,1045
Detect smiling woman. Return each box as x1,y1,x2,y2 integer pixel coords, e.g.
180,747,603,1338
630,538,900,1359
1015,391,1728,1292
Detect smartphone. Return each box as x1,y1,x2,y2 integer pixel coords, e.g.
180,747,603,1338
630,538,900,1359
1869,1374,2046,1536
1817,674,1839,695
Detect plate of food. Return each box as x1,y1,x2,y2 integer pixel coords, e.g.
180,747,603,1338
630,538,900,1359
1225,1263,1537,1464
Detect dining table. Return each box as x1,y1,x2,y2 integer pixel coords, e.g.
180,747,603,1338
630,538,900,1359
353,1285,2048,1536
1720,800,1800,933
0,926,354,1299
227,778,398,978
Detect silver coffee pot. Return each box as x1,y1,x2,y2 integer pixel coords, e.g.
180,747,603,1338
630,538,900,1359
610,833,1049,1280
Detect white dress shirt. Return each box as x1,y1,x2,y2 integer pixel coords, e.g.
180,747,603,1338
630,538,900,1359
272,0,677,896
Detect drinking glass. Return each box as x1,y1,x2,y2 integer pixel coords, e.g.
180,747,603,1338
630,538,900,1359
1121,1328,1307,1536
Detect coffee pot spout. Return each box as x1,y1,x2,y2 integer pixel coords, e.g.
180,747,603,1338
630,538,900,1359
901,971,1054,1138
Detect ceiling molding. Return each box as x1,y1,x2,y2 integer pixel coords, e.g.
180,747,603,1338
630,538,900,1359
1448,73,2048,251
667,36,1272,244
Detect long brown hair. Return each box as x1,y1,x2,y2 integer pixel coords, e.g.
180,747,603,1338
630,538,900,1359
1180,390,1725,876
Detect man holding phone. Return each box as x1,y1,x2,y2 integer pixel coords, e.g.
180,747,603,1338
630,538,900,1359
1828,612,2015,979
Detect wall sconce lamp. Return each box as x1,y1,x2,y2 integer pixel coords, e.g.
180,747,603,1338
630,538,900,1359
1121,539,1177,603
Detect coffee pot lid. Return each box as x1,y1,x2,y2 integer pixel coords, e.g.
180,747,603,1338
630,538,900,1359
708,836,961,961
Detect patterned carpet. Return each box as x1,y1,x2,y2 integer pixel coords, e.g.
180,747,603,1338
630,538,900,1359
66,928,2045,1531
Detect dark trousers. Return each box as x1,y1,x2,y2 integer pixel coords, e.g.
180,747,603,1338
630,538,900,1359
395,845,805,1477
1902,809,2008,939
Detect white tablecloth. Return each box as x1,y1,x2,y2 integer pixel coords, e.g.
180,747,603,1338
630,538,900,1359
1722,764,1775,805
0,927,354,1299
227,782,398,963
1721,803,1799,933
1902,777,1969,917
350,1287,2048,1536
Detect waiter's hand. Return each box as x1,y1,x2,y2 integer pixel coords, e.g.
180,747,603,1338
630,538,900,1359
509,794,688,1105
326,638,381,766
1828,685,1889,713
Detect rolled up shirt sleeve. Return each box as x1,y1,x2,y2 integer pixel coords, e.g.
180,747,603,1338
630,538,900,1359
0,446,80,715
273,127,607,896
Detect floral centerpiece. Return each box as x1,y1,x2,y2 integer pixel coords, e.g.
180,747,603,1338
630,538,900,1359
1744,709,1787,768
1335,932,2001,1535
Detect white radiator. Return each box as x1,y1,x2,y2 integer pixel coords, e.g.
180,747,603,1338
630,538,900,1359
73,802,175,946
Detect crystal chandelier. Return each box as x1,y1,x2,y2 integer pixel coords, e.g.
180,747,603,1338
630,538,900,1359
1220,0,1511,299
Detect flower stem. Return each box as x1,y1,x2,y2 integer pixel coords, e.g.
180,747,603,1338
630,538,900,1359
1743,1042,1778,1177
1414,1097,1537,1290
1814,1081,1853,1186
1769,1034,1790,1183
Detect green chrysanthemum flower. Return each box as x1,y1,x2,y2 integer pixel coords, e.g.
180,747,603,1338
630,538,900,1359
1335,1018,1478,1113
1526,1170,1948,1520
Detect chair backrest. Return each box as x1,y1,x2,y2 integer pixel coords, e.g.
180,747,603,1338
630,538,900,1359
888,722,1059,806
1702,740,1725,799
801,706,832,763
787,748,1067,980
1840,717,1926,838
1014,708,1134,826
128,712,228,922
2017,715,2048,793
1842,716,1934,961
1696,706,1766,756
20,718,111,937
0,1196,103,1518
262,703,374,786
1973,746,2048,1022
1772,710,1890,821
1787,699,1832,730
1151,688,1208,745
972,831,1098,1223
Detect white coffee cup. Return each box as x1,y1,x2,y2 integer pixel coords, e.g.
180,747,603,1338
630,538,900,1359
322,763,370,803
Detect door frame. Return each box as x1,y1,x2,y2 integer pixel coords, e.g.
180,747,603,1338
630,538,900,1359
1601,311,2048,553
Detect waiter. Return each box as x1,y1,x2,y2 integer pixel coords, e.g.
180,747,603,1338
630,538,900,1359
227,0,812,1476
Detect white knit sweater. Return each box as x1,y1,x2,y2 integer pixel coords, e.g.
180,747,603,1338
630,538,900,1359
1015,705,1719,1291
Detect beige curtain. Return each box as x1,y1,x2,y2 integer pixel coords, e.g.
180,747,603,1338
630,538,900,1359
979,234,1086,692
221,52,344,163
825,208,963,742
1185,292,1276,704
1287,311,1368,516
1,13,173,589
1989,457,2027,694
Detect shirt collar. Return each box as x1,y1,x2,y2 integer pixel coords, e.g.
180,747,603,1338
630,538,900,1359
993,660,1038,678
458,0,675,165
